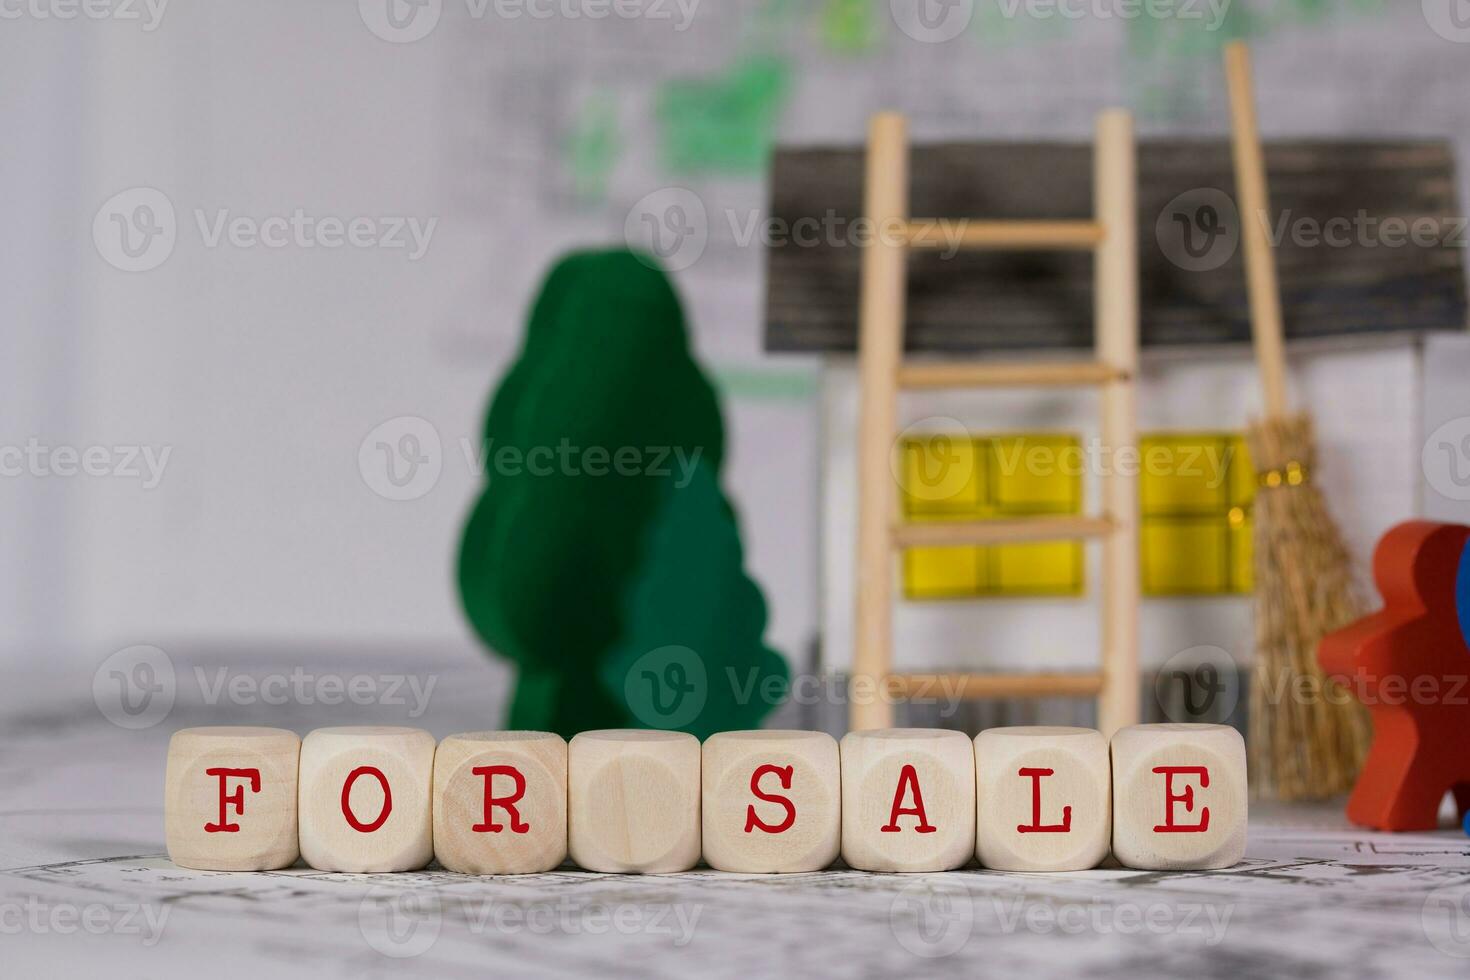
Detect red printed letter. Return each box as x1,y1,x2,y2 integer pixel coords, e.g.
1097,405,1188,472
341,766,393,832
880,764,937,833
1152,766,1210,833
204,767,261,833
471,765,530,834
1016,767,1072,834
744,764,797,834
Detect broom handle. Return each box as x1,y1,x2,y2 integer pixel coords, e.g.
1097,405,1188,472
1225,41,1289,420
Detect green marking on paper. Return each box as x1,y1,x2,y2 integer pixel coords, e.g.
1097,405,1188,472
822,0,879,53
566,94,621,205
655,56,792,176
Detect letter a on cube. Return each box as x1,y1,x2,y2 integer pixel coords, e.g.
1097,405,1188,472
1111,723,1247,870
840,729,975,872
165,726,300,871
975,726,1110,872
433,731,568,874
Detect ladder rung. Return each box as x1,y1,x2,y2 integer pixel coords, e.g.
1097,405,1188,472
893,516,1114,547
904,220,1104,251
897,360,1128,389
887,672,1105,700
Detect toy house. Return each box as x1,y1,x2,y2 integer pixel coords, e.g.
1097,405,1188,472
764,138,1470,723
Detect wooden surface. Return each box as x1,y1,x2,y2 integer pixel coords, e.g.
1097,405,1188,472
840,728,976,872
765,140,1466,353
164,726,300,872
432,731,567,875
568,730,701,874
1111,724,1248,871
851,112,908,732
1226,42,1291,418
975,726,1111,872
701,730,840,873
297,726,435,874
1095,110,1142,740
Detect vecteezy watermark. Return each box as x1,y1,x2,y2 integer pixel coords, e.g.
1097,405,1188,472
358,0,700,43
358,886,702,957
0,0,168,30
889,879,975,958
93,187,437,272
987,895,1234,944
1423,416,1470,503
91,646,439,729
892,418,1233,504
1155,645,1242,723
621,651,966,731
890,0,976,43
93,645,177,730
1257,667,1470,710
358,417,444,502
0,899,169,946
93,187,177,272
989,0,1232,31
1423,884,1470,958
1424,0,1470,44
0,439,172,489
357,415,707,502
1156,188,1240,273
623,191,976,273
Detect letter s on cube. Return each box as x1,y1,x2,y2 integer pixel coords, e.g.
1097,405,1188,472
433,731,568,874
702,730,840,873
165,726,300,871
298,726,435,873
1110,723,1247,870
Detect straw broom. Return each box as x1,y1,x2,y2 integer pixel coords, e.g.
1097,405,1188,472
1225,42,1371,800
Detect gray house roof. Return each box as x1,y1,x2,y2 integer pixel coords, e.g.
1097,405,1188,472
763,140,1466,353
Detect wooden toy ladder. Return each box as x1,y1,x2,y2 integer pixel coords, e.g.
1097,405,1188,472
851,110,1140,736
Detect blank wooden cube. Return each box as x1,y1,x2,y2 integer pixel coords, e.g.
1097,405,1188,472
433,731,567,875
974,726,1110,872
298,726,435,873
568,730,700,873
164,726,300,871
1111,723,1247,870
702,730,840,873
840,729,975,872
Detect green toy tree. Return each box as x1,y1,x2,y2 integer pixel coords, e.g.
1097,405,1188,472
601,460,788,739
457,249,787,736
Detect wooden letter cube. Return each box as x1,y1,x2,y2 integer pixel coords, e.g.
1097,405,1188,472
1111,723,1247,870
164,726,300,871
298,726,435,872
840,729,975,872
974,726,1110,872
702,730,840,873
568,730,700,873
433,731,568,875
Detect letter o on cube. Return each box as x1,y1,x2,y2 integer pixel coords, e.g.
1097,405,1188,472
164,726,300,871
433,731,568,875
569,730,700,873
1111,723,1247,870
298,726,435,873
840,729,975,872
702,730,840,873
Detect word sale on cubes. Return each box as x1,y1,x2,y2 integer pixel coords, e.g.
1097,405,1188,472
165,724,1246,875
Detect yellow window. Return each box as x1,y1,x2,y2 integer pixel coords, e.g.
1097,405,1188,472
901,433,1083,599
1139,434,1256,596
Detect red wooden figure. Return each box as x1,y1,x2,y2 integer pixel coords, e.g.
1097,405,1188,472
1318,520,1470,831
